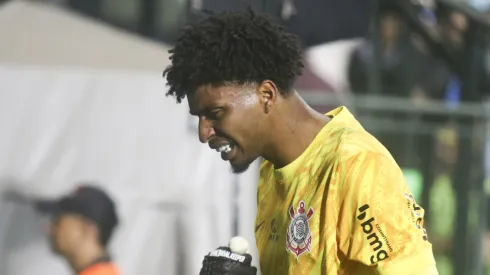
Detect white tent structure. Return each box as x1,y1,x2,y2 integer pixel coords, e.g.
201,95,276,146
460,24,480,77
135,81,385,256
0,1,260,275
0,0,171,70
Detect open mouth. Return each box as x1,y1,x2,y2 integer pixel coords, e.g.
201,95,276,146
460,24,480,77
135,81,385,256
216,144,232,154
212,142,237,161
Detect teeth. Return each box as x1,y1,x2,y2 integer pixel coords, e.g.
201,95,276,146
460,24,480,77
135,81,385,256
216,145,232,153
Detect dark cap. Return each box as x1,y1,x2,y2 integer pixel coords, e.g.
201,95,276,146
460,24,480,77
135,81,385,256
36,185,118,245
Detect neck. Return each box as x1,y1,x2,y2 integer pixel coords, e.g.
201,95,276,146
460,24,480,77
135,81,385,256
67,243,106,273
262,92,330,168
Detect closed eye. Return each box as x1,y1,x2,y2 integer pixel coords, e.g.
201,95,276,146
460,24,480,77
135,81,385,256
207,109,224,120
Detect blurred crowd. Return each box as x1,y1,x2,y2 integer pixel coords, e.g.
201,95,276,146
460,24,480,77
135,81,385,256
349,4,489,102
347,5,489,275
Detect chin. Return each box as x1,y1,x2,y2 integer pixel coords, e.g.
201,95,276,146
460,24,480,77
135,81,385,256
230,157,256,174
231,163,250,174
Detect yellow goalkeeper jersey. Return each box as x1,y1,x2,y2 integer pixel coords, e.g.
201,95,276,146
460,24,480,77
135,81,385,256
255,106,437,275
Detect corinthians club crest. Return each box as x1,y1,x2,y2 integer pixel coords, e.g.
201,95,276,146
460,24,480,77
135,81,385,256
286,200,314,258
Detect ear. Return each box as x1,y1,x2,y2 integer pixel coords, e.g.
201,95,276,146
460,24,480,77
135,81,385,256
257,80,279,114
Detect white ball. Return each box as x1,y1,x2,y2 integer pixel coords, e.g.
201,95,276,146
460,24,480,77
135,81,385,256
228,236,250,254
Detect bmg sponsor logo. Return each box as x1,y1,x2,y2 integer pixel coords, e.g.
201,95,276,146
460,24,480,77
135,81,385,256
357,204,392,265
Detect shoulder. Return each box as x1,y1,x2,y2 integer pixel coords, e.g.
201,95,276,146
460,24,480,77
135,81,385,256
322,124,399,191
259,158,274,178
79,263,119,275
259,158,273,171
258,159,274,188
328,123,393,163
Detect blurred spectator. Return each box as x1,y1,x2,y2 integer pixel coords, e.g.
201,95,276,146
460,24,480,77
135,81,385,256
443,11,468,49
434,9,489,102
348,9,421,98
36,185,119,275
435,11,466,105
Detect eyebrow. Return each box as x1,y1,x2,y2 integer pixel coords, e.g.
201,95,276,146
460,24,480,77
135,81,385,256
189,106,222,117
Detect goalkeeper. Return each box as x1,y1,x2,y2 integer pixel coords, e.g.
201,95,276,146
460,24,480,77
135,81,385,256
163,9,438,275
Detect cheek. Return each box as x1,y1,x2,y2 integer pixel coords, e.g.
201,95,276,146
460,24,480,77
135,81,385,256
220,105,264,146
57,224,83,247
241,112,264,141
227,123,262,153
220,118,253,140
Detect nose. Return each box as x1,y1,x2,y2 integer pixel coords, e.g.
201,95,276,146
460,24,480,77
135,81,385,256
198,117,215,143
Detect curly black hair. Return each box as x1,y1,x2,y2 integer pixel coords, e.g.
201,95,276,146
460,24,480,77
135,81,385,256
163,9,304,103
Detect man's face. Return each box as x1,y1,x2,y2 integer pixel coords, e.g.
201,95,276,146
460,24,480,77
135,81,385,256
188,83,268,173
48,214,88,256
380,14,400,41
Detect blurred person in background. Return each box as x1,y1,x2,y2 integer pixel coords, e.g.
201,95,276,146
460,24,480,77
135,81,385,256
441,10,467,50
435,8,489,102
348,7,420,98
35,185,120,275
348,6,431,170
426,127,458,275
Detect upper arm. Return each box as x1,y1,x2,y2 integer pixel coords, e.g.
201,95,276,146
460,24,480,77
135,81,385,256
338,152,436,274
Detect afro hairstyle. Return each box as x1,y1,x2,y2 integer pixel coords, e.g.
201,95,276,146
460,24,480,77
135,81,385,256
163,9,304,103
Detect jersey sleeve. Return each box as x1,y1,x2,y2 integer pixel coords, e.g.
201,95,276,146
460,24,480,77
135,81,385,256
337,152,437,275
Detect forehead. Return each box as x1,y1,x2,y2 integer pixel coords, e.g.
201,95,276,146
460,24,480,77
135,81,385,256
187,84,242,115
55,213,85,226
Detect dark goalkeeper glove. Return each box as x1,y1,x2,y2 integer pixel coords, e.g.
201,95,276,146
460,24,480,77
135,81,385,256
199,246,257,275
